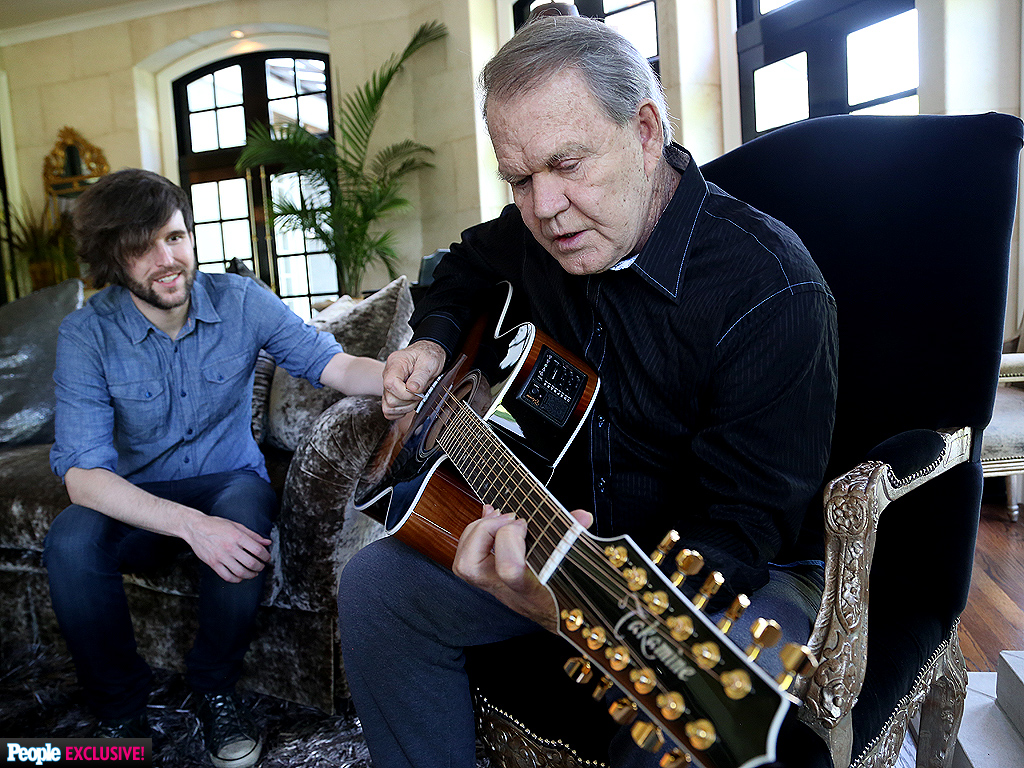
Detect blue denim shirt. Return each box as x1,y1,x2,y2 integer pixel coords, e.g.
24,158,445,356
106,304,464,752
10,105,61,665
51,271,343,484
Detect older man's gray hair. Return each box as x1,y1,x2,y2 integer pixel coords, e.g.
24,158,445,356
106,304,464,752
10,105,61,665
480,15,673,146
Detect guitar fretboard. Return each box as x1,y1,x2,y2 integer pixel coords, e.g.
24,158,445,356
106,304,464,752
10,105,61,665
437,397,581,579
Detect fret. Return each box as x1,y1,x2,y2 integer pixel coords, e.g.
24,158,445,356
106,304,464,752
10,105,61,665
438,399,577,575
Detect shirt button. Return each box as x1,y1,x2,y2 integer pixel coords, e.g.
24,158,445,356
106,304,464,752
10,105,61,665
184,457,190,464
597,477,607,492
181,390,187,397
595,323,603,337
186,428,193,436
596,415,605,429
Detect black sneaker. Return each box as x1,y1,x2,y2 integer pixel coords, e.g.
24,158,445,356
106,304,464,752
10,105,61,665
92,713,151,738
196,692,262,768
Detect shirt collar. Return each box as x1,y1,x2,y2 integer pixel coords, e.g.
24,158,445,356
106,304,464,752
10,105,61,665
625,143,708,302
117,270,222,344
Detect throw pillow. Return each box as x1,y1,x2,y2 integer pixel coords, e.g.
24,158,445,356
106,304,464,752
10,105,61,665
0,279,85,447
266,275,413,451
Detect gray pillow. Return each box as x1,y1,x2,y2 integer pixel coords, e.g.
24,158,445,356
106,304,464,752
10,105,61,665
266,276,413,451
0,279,84,447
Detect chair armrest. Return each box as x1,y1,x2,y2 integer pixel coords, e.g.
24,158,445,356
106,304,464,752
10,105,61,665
999,353,1024,382
797,426,973,762
270,395,389,612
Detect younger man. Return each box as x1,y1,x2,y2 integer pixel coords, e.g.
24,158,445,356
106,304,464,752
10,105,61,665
45,169,384,768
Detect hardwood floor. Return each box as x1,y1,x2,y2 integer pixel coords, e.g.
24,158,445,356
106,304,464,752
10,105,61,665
958,502,1024,672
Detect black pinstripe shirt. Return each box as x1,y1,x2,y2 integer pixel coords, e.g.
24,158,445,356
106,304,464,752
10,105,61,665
412,144,838,597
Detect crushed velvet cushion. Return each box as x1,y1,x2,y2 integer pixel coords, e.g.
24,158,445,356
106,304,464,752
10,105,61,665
0,442,69,550
266,276,413,452
274,395,390,611
0,279,84,447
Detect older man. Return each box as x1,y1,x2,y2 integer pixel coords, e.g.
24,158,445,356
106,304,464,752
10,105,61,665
339,15,837,768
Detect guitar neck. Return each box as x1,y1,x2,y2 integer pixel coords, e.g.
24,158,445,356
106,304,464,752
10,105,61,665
437,397,580,580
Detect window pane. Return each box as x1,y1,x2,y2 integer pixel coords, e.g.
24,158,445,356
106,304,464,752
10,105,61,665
847,9,918,108
278,254,309,295
298,93,330,134
266,58,296,99
283,296,311,320
222,219,252,261
753,51,808,133
187,74,215,112
605,4,658,60
214,65,243,107
604,0,646,14
296,59,327,94
201,261,226,274
195,223,224,262
189,111,219,153
851,94,919,116
217,105,246,148
760,0,799,13
191,182,221,222
307,252,339,294
218,177,249,219
269,98,299,130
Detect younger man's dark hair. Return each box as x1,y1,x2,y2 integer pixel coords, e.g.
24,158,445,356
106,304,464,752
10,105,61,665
73,168,194,288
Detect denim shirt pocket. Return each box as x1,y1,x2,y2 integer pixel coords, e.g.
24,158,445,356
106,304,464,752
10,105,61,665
202,351,252,386
199,352,254,430
108,378,169,442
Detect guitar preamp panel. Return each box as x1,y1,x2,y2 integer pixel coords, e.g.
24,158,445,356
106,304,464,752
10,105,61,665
516,346,587,429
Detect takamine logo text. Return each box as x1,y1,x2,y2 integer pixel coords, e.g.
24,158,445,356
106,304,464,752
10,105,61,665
615,613,697,682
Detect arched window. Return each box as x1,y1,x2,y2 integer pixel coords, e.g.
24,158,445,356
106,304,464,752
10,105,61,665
173,51,336,318
737,0,918,143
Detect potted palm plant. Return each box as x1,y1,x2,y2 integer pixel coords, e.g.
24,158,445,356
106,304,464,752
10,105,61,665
236,21,447,297
6,200,78,291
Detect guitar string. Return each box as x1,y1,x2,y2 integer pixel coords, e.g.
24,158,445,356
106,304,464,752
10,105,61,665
437,398,739,705
432,389,747,691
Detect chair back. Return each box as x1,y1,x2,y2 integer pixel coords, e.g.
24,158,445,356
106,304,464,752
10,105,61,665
702,112,1023,757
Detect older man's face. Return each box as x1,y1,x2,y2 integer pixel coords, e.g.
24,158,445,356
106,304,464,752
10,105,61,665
487,68,662,275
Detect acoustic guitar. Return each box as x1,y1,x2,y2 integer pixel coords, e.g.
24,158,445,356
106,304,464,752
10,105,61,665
354,282,803,768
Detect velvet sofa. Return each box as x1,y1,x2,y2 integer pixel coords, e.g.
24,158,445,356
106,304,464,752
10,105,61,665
0,274,413,713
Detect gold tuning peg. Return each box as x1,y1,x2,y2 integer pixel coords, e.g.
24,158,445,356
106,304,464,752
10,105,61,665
670,549,704,587
660,749,692,767
650,530,680,565
685,719,717,751
744,618,782,662
630,721,666,752
563,656,593,685
692,571,725,611
716,594,750,635
609,697,639,725
776,643,819,691
592,676,614,701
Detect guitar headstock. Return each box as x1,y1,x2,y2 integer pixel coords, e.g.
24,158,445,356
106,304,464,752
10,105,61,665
549,530,817,768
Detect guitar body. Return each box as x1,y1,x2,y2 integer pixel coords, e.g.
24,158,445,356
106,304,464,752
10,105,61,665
354,282,793,768
355,282,599,569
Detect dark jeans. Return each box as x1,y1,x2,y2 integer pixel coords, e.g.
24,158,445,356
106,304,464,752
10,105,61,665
43,470,277,721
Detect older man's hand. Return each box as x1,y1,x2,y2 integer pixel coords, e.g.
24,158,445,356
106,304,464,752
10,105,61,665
381,340,447,420
453,504,594,633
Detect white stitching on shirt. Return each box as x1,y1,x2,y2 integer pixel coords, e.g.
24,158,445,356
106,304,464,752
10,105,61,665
703,210,795,289
716,281,827,346
632,187,709,299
